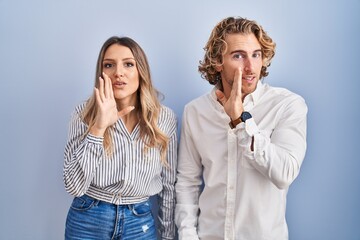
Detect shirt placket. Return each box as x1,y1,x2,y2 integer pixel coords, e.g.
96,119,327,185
114,126,134,205
224,130,238,240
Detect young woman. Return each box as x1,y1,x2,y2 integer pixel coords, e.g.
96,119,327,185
63,36,177,239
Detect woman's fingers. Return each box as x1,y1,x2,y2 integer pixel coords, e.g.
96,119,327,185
94,87,101,103
107,73,114,99
102,72,109,98
98,76,105,102
102,72,114,99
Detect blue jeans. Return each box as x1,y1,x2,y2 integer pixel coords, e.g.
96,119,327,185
65,195,157,240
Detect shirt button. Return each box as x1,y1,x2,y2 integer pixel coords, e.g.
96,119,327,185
117,193,122,198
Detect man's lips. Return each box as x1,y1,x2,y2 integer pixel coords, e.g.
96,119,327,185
243,76,255,83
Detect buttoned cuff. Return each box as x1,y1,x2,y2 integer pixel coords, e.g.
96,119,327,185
237,118,259,145
86,133,104,144
244,118,259,136
237,119,270,167
178,228,200,240
175,204,200,240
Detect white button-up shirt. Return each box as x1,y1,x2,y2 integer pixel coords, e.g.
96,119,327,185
175,81,307,240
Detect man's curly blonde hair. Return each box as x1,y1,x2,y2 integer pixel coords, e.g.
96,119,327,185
199,17,276,85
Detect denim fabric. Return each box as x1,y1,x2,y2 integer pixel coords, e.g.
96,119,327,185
65,195,157,240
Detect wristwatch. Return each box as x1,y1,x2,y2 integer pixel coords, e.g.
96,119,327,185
229,111,252,129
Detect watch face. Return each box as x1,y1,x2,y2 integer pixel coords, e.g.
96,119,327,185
241,111,252,122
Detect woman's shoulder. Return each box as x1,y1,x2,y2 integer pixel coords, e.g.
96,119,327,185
75,101,87,111
72,101,87,116
158,105,177,132
159,105,177,120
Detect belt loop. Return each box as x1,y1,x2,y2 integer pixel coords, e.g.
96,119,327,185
127,204,132,211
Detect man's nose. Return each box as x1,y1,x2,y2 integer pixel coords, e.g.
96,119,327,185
244,58,253,72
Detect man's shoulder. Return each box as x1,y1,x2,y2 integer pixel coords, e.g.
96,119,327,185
262,84,307,113
263,83,305,102
184,91,212,109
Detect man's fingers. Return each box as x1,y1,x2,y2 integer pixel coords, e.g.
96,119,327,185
118,106,135,118
234,67,242,80
233,68,242,96
215,90,227,106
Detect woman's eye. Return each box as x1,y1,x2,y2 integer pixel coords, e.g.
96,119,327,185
103,63,113,68
125,62,134,67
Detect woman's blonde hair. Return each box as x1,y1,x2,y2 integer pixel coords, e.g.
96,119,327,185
199,17,276,84
82,36,169,163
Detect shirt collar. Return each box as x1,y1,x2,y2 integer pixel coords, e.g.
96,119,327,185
210,80,264,110
243,80,264,107
210,87,225,112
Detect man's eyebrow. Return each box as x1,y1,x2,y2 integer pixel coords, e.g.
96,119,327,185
103,57,135,61
230,49,262,54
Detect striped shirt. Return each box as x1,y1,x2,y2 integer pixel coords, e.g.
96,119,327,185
63,102,178,239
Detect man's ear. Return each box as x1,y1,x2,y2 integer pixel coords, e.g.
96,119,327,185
262,58,268,67
215,64,222,72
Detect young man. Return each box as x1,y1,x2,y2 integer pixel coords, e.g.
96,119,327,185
175,17,307,240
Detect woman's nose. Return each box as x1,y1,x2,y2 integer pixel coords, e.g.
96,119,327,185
115,67,124,77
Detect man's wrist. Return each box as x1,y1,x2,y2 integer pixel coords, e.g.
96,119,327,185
229,115,242,129
229,111,252,129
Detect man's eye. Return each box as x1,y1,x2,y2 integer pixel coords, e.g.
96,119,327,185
233,54,245,60
253,53,262,58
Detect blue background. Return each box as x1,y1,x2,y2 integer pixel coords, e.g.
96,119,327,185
1,0,359,239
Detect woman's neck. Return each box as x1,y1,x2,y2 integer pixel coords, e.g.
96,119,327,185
119,104,139,134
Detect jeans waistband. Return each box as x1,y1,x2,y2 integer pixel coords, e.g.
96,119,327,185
86,185,149,205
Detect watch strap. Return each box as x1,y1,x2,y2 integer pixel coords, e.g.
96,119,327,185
229,116,242,129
